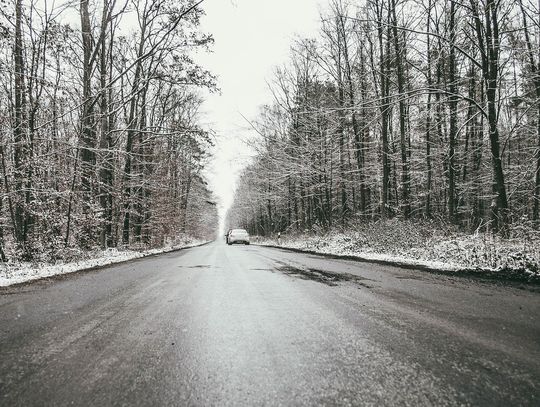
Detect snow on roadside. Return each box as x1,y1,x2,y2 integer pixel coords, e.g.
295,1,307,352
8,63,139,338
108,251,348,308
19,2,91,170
253,223,540,283
0,239,207,287
254,235,461,271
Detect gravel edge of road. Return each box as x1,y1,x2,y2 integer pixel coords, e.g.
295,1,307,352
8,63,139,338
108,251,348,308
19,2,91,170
0,241,213,291
254,243,540,286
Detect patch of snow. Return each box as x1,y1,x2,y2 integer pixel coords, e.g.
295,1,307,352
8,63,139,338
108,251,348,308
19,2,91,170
256,237,459,272
0,239,207,287
252,222,540,282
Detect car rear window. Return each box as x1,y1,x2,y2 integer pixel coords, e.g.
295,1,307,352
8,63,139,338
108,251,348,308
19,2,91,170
232,229,248,234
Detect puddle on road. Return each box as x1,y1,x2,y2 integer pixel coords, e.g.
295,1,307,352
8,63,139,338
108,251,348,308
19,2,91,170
275,264,374,288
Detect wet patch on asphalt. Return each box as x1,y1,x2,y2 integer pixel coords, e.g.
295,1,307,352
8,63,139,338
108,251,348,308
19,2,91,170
177,264,215,269
275,264,374,288
0,287,38,295
395,275,425,281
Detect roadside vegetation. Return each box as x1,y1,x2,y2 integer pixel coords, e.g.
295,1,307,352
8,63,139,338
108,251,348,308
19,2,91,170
254,219,540,282
227,0,540,279
0,0,218,265
0,235,206,287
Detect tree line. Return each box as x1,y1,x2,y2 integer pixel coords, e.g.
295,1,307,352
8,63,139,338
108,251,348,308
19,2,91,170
0,0,218,261
227,0,540,238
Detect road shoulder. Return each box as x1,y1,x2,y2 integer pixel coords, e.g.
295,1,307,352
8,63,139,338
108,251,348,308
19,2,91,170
254,243,540,286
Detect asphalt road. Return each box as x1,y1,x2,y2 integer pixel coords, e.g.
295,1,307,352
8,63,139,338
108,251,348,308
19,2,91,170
1,241,539,406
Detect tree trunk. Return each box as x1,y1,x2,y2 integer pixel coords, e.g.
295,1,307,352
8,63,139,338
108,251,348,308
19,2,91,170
80,0,97,247
99,16,114,248
13,0,28,250
425,0,433,217
122,24,146,245
473,0,509,233
376,4,391,218
391,0,410,218
339,11,366,215
335,16,348,224
447,0,458,223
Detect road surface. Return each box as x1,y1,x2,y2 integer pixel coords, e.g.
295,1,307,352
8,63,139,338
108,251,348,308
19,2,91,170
1,241,539,406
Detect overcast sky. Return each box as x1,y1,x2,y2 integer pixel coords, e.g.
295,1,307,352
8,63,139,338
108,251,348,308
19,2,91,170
197,0,322,231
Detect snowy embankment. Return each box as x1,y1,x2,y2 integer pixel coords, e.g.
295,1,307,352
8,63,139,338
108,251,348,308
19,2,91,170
254,220,540,283
0,237,207,287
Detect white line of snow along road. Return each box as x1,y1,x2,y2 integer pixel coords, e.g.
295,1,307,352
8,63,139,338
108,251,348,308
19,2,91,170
0,240,207,287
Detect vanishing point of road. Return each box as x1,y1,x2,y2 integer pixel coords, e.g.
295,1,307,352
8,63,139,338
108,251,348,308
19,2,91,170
1,241,539,406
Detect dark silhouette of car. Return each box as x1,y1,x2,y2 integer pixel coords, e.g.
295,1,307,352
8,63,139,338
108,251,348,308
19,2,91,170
227,229,250,245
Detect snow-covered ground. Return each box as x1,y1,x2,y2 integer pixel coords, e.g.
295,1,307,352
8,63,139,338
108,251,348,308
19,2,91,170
253,220,540,283
0,238,207,287
256,236,460,271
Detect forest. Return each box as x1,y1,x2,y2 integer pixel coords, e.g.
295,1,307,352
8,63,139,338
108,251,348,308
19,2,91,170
227,0,540,242
0,0,218,262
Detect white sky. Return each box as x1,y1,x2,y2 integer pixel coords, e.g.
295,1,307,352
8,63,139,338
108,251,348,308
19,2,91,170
197,0,322,232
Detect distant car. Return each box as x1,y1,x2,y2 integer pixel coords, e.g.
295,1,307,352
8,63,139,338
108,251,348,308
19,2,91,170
227,229,250,245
